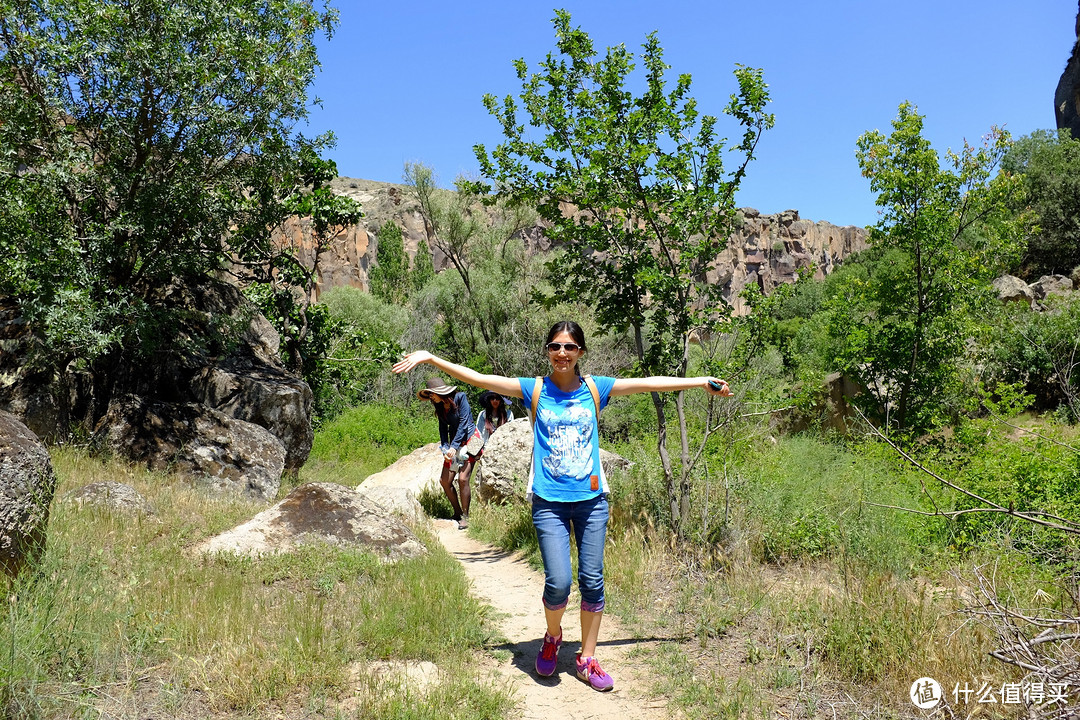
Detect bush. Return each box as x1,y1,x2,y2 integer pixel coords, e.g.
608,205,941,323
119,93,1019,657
978,295,1080,419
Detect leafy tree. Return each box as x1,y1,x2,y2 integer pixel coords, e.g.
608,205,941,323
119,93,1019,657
474,10,773,533
847,102,1024,431
403,161,537,373
369,221,411,305
1003,129,1080,277
0,0,359,388
412,238,436,291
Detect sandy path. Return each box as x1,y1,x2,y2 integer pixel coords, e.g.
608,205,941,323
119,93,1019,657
435,520,671,720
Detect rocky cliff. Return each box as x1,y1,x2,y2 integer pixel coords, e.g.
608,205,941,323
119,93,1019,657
1056,2,1080,139
284,177,867,314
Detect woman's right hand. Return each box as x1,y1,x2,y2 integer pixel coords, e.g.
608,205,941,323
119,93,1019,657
393,351,434,374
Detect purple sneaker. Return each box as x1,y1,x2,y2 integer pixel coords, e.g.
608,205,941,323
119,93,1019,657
535,630,562,677
575,654,614,691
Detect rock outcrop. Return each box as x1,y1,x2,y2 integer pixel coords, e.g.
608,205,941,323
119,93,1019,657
2,279,315,489
0,411,56,576
195,482,426,561
301,179,868,315
1056,2,1080,140
93,395,286,501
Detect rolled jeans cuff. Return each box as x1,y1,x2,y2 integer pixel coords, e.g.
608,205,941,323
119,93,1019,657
542,596,568,612
581,599,605,613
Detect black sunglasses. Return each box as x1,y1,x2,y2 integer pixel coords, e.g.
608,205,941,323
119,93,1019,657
546,342,581,353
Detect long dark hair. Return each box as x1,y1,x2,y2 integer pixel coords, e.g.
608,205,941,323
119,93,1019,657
432,392,457,414
479,390,508,427
546,320,587,376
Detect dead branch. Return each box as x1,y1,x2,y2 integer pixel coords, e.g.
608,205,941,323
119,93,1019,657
854,406,1080,535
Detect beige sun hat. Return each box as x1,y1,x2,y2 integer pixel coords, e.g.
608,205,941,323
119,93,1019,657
417,376,457,400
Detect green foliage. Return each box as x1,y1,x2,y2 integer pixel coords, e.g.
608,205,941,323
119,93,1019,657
369,221,411,305
306,403,436,482
844,102,1025,431
735,436,931,571
474,9,773,533
0,0,359,372
1003,129,1080,276
402,161,539,377
244,283,337,411
921,420,1080,561
476,11,773,378
978,294,1080,420
411,238,436,291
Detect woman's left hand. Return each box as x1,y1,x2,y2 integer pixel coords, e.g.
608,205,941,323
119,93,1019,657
393,351,433,374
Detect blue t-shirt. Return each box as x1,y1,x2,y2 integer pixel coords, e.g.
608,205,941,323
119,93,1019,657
518,375,616,502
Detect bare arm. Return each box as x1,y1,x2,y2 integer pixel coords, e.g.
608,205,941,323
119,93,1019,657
392,351,524,399
610,375,732,397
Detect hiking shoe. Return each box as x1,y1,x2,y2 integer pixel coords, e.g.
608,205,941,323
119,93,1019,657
534,629,562,677
575,654,614,691
457,515,469,530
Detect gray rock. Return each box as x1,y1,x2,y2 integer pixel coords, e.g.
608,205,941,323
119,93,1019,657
476,419,533,503
64,482,155,516
358,443,443,521
0,411,56,576
93,395,285,501
993,275,1034,305
191,365,313,475
195,482,426,561
1055,6,1080,140
1031,274,1074,300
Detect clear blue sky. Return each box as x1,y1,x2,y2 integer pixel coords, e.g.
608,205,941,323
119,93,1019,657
305,1,1077,229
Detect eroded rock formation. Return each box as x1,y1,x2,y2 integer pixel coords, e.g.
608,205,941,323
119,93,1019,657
0,411,56,576
1056,2,1080,139
297,178,869,314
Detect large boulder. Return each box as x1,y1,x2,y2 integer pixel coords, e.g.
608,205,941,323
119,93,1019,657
993,275,1035,305
191,364,313,475
1030,274,1075,301
194,482,426,561
1055,3,1080,140
476,418,631,503
149,279,315,473
357,443,443,522
93,395,285,501
0,411,56,576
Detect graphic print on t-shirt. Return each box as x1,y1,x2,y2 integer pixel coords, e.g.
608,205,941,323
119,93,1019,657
539,400,594,479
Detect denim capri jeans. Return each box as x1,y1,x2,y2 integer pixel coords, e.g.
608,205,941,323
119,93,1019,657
531,493,609,613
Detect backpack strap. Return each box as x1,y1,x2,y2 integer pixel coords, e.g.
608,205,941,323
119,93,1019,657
530,375,602,425
529,376,543,425
582,374,601,418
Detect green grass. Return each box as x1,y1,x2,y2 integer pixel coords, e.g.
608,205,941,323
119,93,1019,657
302,403,438,488
7,406,1075,719
1,448,510,719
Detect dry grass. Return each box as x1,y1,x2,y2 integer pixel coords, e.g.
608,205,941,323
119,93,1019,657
2,449,511,720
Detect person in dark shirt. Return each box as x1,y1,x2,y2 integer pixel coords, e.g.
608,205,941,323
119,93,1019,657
418,377,478,529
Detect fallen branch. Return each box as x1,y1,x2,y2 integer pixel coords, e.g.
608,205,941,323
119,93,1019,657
854,406,1080,535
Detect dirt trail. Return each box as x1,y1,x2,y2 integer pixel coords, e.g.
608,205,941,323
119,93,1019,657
434,520,672,720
